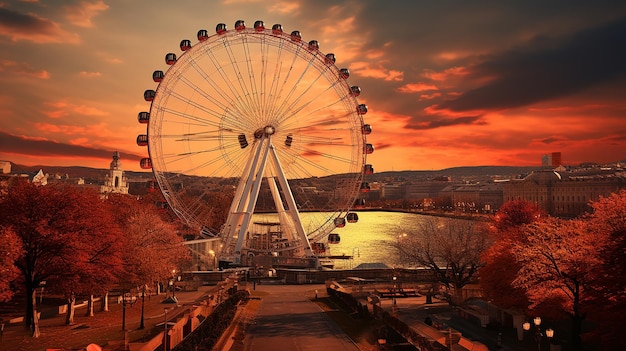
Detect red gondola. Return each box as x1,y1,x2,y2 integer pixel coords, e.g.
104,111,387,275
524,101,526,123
325,53,336,65
272,24,283,35
136,134,148,147
138,111,150,124
347,212,359,223
350,86,361,97
334,217,346,228
180,39,192,51
197,29,209,41
153,70,164,82
216,23,227,34
362,124,372,135
308,40,319,51
290,31,301,42
140,158,152,169
254,20,265,31
235,20,246,31
360,182,371,193
165,53,177,65
339,68,350,79
328,233,341,244
357,104,368,115
144,90,156,102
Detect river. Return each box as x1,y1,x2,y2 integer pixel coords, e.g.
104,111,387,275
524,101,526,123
325,210,458,269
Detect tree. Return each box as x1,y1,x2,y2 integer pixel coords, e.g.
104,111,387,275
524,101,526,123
395,216,490,303
0,227,22,302
583,190,626,350
106,194,191,330
511,217,597,351
0,180,123,336
480,199,544,309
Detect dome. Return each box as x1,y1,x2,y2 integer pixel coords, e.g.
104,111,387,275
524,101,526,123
524,170,566,184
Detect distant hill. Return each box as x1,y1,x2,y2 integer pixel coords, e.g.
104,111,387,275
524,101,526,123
368,166,538,182
9,162,153,180
9,162,539,182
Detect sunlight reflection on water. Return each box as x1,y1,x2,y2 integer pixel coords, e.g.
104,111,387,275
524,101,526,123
327,210,430,269
254,211,461,269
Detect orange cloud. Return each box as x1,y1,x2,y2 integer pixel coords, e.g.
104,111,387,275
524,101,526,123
0,8,80,43
65,0,109,28
396,82,438,94
43,101,108,119
269,1,301,15
79,71,102,78
0,60,50,79
422,67,469,82
351,61,403,81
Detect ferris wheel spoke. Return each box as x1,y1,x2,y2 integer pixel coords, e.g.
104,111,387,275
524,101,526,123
279,82,352,128
221,35,260,120
268,50,318,120
240,34,264,118
265,41,303,120
265,41,301,121
178,64,248,122
274,65,333,125
198,40,257,120
160,94,227,128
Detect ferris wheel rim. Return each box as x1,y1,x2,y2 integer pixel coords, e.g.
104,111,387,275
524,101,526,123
139,20,371,247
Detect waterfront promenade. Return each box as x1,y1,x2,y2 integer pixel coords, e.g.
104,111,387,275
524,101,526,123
0,285,218,351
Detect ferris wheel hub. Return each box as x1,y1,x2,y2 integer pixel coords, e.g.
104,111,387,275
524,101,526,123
254,125,276,138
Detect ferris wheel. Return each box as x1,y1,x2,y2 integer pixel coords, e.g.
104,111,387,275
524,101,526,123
137,20,374,266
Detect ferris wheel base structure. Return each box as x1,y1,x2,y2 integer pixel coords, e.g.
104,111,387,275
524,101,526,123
136,20,373,271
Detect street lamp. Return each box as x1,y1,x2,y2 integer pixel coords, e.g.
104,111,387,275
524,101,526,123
523,317,554,351
163,308,168,351
170,270,181,299
351,247,360,269
209,250,216,270
139,284,146,330
392,276,398,315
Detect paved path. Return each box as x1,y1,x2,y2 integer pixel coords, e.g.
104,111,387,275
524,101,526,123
241,285,360,351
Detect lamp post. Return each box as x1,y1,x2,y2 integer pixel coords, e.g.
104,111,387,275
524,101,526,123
209,250,216,270
163,308,168,351
523,317,554,351
170,270,181,299
351,247,360,269
392,276,398,316
139,284,146,330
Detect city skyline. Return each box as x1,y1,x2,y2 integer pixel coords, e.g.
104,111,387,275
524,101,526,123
1,1,625,172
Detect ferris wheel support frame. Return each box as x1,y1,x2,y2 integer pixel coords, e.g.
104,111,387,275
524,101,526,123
222,131,313,264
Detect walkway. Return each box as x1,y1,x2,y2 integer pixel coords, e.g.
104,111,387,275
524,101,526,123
238,284,360,351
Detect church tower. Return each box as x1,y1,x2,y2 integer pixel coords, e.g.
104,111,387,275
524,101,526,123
100,151,129,194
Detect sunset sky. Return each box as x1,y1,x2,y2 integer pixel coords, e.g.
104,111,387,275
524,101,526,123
1,0,625,172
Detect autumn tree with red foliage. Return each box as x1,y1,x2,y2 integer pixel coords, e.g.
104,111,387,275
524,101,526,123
480,199,544,309
105,194,191,291
0,180,123,336
0,227,22,302
583,190,626,351
511,217,597,351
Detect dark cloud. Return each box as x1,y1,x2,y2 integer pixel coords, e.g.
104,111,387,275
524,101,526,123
539,137,564,144
407,116,485,130
0,131,142,162
438,18,626,112
0,7,55,33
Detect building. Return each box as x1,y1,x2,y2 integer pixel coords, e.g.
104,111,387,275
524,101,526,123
503,168,625,218
551,152,562,167
100,151,129,195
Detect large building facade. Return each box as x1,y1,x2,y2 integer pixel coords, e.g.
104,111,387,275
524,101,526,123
503,168,625,218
